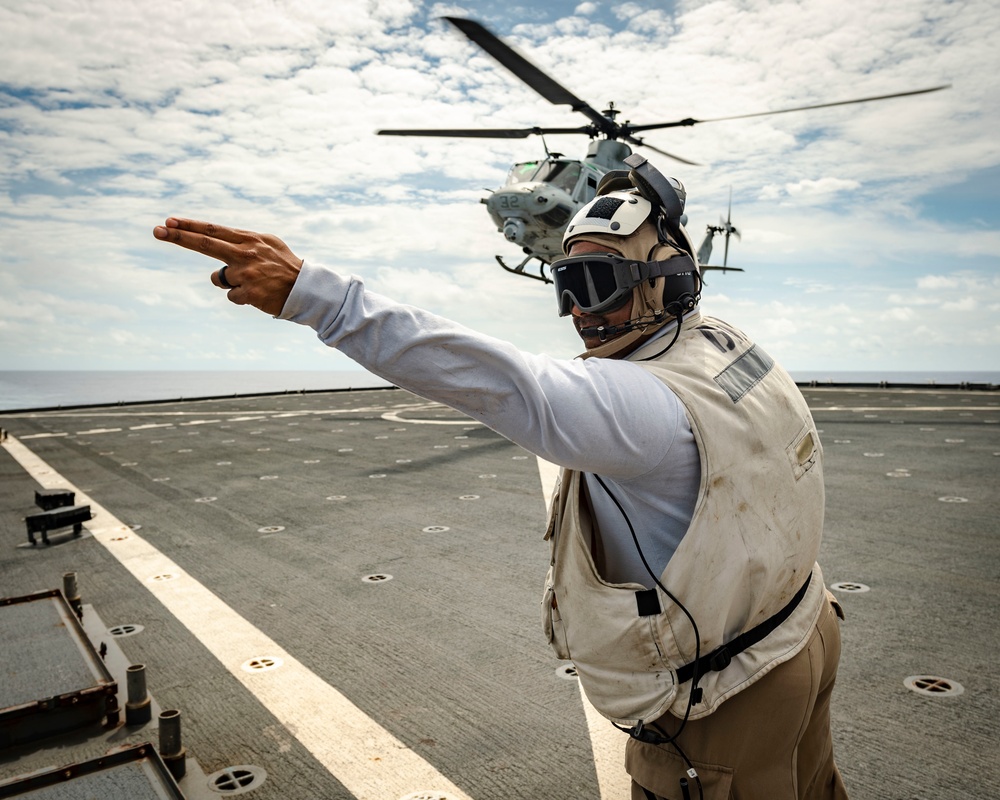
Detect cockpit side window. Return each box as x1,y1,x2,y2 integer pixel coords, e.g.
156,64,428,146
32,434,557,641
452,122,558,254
546,162,582,194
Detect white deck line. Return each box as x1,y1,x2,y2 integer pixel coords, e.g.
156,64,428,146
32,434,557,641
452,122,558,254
4,435,472,800
536,457,629,799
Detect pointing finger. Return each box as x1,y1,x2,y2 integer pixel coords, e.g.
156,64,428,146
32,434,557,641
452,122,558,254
154,217,302,316
162,217,251,244
153,218,247,262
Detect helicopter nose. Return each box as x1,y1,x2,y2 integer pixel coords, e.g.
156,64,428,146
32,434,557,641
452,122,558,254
503,218,526,242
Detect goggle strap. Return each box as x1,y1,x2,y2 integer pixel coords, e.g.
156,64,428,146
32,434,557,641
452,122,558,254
643,255,697,281
552,253,698,316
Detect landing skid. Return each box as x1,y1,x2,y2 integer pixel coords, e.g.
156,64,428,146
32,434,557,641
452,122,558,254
496,254,553,284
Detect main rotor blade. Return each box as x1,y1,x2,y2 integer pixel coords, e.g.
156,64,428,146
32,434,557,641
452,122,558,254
628,85,951,133
443,17,612,131
624,134,701,166
378,126,591,139
697,84,952,123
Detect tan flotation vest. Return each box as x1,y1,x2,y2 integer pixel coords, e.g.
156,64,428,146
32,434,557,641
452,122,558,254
542,313,827,725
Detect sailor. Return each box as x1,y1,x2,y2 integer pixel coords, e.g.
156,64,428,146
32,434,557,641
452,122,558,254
154,155,848,799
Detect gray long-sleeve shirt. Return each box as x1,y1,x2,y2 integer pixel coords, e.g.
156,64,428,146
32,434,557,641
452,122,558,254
279,261,700,586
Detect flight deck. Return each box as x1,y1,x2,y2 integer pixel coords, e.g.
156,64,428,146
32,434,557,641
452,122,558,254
1,385,997,799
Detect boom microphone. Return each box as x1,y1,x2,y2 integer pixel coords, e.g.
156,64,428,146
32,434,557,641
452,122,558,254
578,320,636,340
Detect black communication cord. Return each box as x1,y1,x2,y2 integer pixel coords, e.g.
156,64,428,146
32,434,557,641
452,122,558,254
592,473,706,800
637,308,685,362
583,210,708,797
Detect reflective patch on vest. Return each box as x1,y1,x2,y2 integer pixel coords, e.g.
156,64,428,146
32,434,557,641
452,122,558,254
714,344,775,403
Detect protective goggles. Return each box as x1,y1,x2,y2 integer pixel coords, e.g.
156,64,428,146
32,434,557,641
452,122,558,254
552,254,651,316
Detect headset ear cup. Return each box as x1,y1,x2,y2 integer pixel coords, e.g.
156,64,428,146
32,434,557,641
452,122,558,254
660,265,699,316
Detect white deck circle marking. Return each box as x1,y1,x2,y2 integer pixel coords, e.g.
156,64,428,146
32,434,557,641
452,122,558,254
381,404,482,426
904,675,964,697
242,656,283,673
830,581,870,593
207,764,268,795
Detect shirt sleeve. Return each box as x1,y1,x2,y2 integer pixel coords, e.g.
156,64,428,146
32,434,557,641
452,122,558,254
278,260,690,480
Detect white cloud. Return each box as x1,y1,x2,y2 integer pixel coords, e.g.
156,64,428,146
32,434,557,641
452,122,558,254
0,0,997,375
785,178,862,199
916,275,952,290
942,297,977,312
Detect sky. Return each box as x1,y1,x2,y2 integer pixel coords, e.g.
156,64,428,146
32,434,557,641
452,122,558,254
1,0,998,376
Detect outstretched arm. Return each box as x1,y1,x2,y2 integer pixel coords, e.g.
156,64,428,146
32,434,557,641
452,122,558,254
153,218,688,479
153,217,303,316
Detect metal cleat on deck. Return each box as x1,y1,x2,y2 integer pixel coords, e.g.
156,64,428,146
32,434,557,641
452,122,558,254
24,504,92,546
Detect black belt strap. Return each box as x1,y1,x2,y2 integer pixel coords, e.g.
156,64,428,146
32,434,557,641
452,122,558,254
676,574,812,685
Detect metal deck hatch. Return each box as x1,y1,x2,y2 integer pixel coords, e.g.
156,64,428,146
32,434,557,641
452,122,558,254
0,589,118,749
0,742,184,799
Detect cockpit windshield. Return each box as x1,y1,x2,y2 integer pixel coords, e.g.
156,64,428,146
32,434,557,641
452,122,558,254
506,162,542,184
505,160,582,193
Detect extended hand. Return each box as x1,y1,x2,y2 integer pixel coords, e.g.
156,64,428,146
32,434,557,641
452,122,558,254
153,218,304,316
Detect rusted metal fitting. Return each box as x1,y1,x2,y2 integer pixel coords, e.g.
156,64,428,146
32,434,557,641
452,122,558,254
125,664,152,725
159,709,187,780
62,572,82,619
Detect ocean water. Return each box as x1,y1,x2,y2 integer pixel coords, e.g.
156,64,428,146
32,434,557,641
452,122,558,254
0,369,996,413
0,371,391,412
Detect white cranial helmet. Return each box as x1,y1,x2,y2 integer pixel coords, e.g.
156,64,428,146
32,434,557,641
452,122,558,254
562,190,653,249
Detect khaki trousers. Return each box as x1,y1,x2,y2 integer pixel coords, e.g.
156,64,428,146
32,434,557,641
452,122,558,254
627,596,848,800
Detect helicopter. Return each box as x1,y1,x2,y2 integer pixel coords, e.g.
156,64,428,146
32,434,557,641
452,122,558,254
697,189,743,274
378,17,948,284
